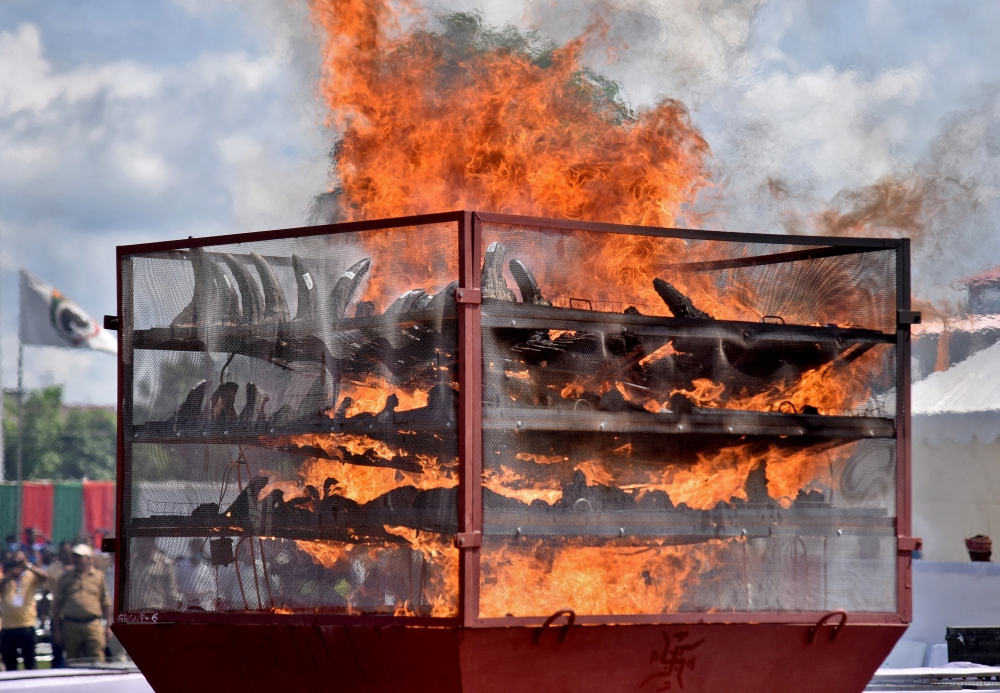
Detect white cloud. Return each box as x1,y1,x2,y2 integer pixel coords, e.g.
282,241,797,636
216,133,329,231
0,24,162,115
0,11,330,404
732,65,926,194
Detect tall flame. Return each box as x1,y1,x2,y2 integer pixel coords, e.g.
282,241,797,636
287,1,896,619
309,1,709,225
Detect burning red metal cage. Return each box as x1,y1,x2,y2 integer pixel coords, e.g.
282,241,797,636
110,211,916,693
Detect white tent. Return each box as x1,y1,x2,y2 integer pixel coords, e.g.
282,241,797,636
912,340,1000,560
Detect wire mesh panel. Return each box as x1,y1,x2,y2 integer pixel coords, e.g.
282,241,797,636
120,222,460,617
478,222,899,617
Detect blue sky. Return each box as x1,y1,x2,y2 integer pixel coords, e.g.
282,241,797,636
2,0,999,404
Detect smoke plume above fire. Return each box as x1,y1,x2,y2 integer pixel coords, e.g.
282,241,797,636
301,0,1000,312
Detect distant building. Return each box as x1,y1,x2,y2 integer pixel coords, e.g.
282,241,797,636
911,263,1000,561
965,265,1000,315
912,264,1000,380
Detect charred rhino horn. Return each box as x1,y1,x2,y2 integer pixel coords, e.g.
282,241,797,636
238,383,258,429
383,289,426,322
220,254,264,324
482,242,517,301
329,258,371,320
297,375,335,420
653,278,712,320
382,289,427,348
509,259,550,306
173,248,240,328
291,254,316,324
425,280,458,331
174,380,209,430
249,252,290,323
210,382,239,427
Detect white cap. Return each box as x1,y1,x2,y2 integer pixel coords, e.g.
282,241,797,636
71,544,93,557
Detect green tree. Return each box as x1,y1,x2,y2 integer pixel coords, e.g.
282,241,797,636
2,386,116,481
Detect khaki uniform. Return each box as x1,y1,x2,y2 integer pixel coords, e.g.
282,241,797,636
1,570,43,630
129,550,179,611
55,568,109,662
1,570,44,669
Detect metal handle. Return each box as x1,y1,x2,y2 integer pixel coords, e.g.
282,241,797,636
761,315,785,324
807,610,848,643
534,609,576,643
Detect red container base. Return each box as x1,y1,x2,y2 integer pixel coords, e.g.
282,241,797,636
114,621,904,693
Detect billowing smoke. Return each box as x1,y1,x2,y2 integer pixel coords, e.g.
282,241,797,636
303,0,1000,311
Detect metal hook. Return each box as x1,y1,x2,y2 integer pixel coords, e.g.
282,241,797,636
534,609,576,643
807,610,848,643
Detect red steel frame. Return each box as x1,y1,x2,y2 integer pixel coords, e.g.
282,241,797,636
112,210,915,630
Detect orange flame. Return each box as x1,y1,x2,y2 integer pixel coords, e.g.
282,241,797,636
334,375,430,418
515,452,568,465
638,340,681,367
574,460,614,487
669,378,726,408
310,1,709,226
261,431,457,505
625,442,857,510
483,466,563,505
384,526,458,617
480,539,732,617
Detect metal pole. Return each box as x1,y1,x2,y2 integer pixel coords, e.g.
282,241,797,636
0,224,3,481
14,336,23,546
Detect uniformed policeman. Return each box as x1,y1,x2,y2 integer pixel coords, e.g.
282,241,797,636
0,550,48,670
52,544,111,663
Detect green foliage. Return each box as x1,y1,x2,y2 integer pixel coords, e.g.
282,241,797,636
2,386,116,481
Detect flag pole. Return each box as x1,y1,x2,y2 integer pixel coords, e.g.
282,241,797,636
15,272,24,547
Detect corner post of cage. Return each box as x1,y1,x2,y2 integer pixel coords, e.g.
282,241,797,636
457,211,483,627
114,247,131,621
895,239,913,622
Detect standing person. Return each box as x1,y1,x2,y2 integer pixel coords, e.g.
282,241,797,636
129,538,180,611
175,538,214,610
45,542,73,668
52,545,111,663
0,551,48,670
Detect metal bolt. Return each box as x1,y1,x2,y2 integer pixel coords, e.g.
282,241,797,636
515,527,522,537
600,422,606,430
511,320,517,326
837,529,844,536
516,421,522,429
741,529,747,536
619,528,625,537
458,291,464,299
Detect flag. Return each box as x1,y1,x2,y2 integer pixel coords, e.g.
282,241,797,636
20,270,116,354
